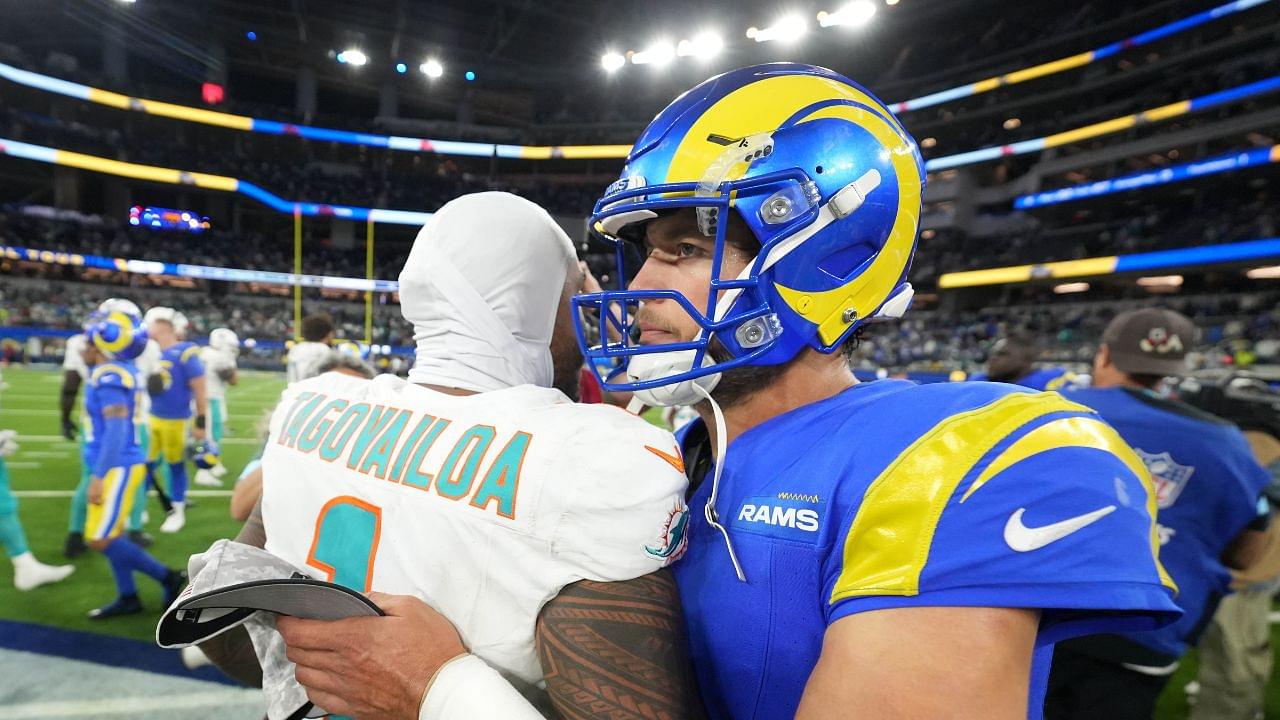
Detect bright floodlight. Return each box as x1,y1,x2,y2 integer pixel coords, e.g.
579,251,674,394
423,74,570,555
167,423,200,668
750,15,808,43
337,49,368,66
601,52,626,72
678,31,724,58
631,41,676,66
420,59,444,78
818,1,877,28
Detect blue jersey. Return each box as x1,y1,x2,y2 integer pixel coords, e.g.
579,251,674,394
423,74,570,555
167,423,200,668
84,360,145,469
1064,386,1271,658
673,380,1179,720
1017,367,1080,391
150,342,204,419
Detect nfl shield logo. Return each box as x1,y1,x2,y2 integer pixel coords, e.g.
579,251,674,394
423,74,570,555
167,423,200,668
1135,449,1195,509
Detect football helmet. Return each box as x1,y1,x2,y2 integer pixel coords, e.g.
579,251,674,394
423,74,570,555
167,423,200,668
188,438,220,470
209,328,240,357
572,63,925,405
84,310,149,361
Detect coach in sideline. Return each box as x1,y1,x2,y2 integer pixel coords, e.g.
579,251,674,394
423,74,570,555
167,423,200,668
1045,308,1273,719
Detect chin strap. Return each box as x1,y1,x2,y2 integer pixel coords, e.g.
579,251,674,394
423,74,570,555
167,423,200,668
692,382,747,583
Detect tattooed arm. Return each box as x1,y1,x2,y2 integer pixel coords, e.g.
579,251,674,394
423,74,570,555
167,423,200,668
537,569,706,720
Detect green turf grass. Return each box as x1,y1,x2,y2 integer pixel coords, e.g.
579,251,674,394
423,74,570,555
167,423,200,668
1,365,1278,718
0,365,283,643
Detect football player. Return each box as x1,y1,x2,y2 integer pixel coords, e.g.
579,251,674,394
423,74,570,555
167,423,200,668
198,193,700,719
80,310,185,618
143,307,207,534
1045,309,1272,719
569,64,1179,719
65,298,154,557
983,332,1081,391
195,327,239,486
286,313,335,385
1,364,74,590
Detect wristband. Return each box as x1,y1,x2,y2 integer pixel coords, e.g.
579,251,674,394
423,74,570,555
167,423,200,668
194,415,207,430
418,654,542,720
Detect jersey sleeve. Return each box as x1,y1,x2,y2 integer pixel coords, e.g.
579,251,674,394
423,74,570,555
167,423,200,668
822,399,1181,645
543,409,691,583
181,345,206,379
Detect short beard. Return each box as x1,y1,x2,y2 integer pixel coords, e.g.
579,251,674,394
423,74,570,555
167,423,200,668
702,338,792,409
551,336,583,402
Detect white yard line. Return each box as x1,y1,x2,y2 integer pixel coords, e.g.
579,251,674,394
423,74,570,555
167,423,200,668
13,489,232,498
3,690,254,718
15,451,70,458
16,435,260,445
4,462,40,469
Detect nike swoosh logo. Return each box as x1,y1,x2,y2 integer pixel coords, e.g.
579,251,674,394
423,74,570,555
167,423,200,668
1004,505,1117,552
645,445,685,473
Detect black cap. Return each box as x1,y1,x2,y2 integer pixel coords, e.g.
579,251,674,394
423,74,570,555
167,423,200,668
1101,307,1196,377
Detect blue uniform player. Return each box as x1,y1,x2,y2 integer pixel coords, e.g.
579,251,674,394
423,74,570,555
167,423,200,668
982,333,1081,391
143,306,209,534
81,309,185,619
573,64,1180,718
1045,308,1272,719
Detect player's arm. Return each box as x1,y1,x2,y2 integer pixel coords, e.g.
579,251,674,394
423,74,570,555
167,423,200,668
537,569,706,720
59,370,81,439
1224,527,1271,570
797,606,1039,719
189,374,209,439
229,465,262,522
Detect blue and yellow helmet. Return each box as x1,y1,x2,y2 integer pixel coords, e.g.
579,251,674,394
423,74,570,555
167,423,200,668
84,309,148,361
188,438,220,470
573,63,924,394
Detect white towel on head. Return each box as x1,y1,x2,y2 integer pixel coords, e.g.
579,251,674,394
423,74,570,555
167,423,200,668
400,191,577,392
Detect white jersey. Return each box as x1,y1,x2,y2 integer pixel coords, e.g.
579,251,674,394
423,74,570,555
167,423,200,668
200,347,237,401
261,372,689,700
135,340,162,418
286,342,332,385
62,334,90,379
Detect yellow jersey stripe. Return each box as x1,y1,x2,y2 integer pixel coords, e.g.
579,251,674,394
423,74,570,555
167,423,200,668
831,391,1092,602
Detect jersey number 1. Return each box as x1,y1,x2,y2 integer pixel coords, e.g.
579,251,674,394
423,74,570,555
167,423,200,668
306,496,382,593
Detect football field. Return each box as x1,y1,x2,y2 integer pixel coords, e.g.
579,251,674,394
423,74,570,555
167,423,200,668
0,364,1277,718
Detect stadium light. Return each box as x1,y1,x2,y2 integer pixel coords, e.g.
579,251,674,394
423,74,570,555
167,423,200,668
1003,117,1022,130
1137,275,1184,289
920,137,937,149
631,41,676,66
677,32,724,59
395,62,408,74
818,2,877,28
748,15,808,43
1246,265,1280,279
336,49,368,67
601,52,626,72
1053,282,1091,294
886,0,900,5
420,59,444,78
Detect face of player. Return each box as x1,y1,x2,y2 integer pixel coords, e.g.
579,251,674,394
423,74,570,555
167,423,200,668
629,209,757,348
986,338,1031,383
550,263,586,401
81,343,103,367
149,320,176,347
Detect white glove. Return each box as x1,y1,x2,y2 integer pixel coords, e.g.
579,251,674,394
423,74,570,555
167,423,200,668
0,429,19,458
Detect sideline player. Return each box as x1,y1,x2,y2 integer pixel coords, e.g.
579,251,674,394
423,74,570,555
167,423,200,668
80,309,185,618
286,314,335,385
64,299,155,556
197,193,701,719
143,307,207,534
1,363,74,590
1044,309,1272,719
983,332,1081,390
195,327,239,486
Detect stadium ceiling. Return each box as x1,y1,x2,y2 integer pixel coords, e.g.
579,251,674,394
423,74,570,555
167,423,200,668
0,0,1245,110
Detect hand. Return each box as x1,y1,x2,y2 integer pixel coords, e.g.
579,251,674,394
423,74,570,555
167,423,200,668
580,261,604,294
61,418,78,441
278,592,466,720
190,427,206,441
0,429,17,458
88,477,104,505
